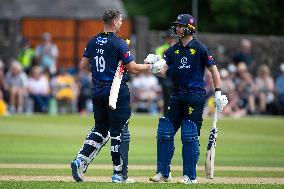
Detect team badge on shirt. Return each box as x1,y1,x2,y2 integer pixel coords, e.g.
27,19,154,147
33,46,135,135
190,48,196,55
174,50,180,54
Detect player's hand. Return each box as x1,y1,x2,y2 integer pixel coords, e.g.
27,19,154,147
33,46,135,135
144,54,160,64
214,91,228,112
149,59,166,73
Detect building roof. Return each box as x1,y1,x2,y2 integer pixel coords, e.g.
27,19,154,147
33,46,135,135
0,0,128,19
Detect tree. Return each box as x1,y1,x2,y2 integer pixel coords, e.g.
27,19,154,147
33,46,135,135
123,0,284,35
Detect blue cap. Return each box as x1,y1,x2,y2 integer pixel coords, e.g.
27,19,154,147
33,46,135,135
173,14,196,30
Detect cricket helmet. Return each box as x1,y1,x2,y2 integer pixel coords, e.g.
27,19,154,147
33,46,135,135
172,14,196,35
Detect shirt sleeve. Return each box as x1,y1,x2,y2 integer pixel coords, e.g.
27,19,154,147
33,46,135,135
201,46,215,67
118,40,133,65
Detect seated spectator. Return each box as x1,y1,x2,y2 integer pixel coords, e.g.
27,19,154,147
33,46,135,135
227,63,237,84
5,60,28,113
220,68,246,117
275,63,284,115
77,70,92,115
17,37,35,74
130,72,162,114
0,60,7,116
255,65,275,114
27,66,50,113
235,62,257,114
51,68,78,113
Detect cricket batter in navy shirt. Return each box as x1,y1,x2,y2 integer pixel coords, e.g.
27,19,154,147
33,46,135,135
71,9,156,183
149,14,228,184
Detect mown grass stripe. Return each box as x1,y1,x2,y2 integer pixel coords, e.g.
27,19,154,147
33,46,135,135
0,164,283,172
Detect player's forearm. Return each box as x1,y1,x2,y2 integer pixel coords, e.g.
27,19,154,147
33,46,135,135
125,61,150,74
208,65,221,90
80,57,91,72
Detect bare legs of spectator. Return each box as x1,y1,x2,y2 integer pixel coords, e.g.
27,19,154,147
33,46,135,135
258,92,266,113
248,95,256,114
9,87,25,113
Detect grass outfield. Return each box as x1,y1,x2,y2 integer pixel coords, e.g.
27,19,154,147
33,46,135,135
0,114,283,188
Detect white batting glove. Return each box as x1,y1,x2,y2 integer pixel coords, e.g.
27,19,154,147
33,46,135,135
144,54,160,64
214,91,228,112
149,59,166,74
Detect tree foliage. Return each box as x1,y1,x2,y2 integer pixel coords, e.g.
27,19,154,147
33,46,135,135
122,0,284,35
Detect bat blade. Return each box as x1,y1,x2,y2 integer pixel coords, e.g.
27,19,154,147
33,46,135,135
205,126,218,179
109,61,124,110
205,144,215,179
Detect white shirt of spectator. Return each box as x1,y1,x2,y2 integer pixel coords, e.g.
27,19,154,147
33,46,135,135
28,76,49,95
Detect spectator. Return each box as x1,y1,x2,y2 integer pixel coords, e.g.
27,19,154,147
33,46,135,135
275,63,284,115
130,72,162,114
17,37,35,74
27,66,50,113
35,32,59,75
155,29,177,59
233,39,256,73
155,29,177,114
220,68,235,94
0,60,8,103
50,68,78,113
220,68,246,117
235,62,256,114
255,65,275,114
77,70,92,115
227,63,238,84
5,60,28,113
0,60,7,116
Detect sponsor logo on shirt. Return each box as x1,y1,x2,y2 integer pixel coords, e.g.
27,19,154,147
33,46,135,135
96,37,108,46
178,57,191,69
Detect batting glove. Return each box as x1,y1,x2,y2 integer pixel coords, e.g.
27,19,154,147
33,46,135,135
144,54,160,64
214,91,228,112
149,59,166,74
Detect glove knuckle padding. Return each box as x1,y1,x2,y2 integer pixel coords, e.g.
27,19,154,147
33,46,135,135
152,59,166,73
157,117,175,178
119,123,130,179
181,120,200,180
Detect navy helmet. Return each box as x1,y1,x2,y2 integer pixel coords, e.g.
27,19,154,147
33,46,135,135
172,14,196,35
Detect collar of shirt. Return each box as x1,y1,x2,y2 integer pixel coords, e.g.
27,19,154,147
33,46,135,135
177,38,195,48
101,32,115,37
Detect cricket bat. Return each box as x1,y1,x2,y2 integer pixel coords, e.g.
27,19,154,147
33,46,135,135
205,108,218,179
109,61,124,110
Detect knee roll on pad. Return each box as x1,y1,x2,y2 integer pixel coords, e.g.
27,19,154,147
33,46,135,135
157,117,175,178
181,119,200,180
